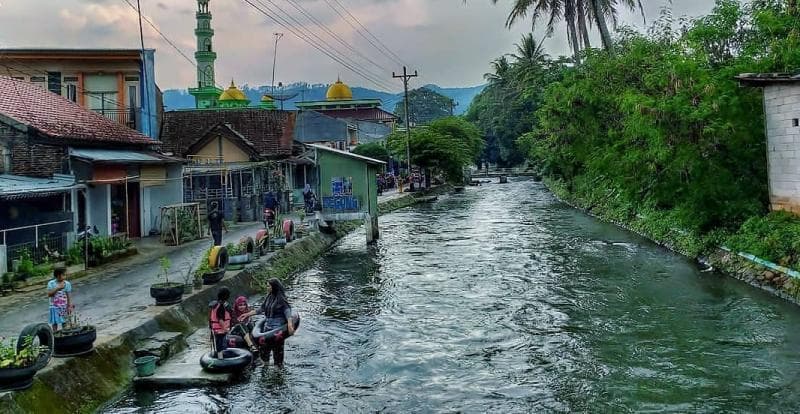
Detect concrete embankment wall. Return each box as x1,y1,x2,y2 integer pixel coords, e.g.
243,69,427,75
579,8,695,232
0,186,449,414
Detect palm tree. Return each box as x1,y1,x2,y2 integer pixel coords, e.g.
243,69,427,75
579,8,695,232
511,33,549,66
484,55,512,84
489,0,645,53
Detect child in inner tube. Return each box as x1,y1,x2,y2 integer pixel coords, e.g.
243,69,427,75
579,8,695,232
209,287,232,358
231,295,258,353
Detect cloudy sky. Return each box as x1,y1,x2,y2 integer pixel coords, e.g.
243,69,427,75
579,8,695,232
0,0,715,92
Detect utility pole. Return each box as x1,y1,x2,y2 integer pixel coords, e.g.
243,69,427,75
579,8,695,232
271,32,284,96
392,66,418,174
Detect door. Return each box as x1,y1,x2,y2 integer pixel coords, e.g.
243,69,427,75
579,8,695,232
126,182,141,238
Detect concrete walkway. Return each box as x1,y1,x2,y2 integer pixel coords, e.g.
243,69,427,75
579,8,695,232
0,222,266,338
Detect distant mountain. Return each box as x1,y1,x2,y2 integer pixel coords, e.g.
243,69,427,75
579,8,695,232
162,82,485,115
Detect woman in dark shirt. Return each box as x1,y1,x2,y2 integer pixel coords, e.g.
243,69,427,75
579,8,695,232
245,278,295,366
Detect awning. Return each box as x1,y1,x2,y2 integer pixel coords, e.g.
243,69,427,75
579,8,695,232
0,174,81,199
69,148,182,164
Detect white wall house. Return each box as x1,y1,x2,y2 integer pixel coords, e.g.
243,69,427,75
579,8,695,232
737,73,800,214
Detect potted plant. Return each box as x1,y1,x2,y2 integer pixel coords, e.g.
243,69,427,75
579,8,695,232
196,246,228,285
149,256,184,305
227,237,255,267
53,313,97,357
0,326,54,391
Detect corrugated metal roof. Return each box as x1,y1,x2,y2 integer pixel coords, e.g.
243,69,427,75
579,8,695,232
309,143,386,165
294,111,350,143
0,174,77,196
69,148,181,163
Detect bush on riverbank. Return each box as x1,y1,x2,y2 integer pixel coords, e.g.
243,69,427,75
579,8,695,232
726,212,800,268
469,0,800,261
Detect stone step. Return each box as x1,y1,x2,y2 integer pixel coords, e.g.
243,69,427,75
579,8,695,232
134,331,186,364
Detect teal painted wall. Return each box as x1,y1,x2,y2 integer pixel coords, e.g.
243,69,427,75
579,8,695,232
316,150,379,216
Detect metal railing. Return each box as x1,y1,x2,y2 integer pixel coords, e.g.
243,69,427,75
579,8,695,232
93,108,138,130
0,219,73,268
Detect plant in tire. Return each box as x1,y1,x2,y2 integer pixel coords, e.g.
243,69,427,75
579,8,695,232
150,256,184,305
0,336,47,369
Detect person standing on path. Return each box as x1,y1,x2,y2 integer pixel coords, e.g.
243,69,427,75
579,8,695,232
46,266,72,331
207,200,228,246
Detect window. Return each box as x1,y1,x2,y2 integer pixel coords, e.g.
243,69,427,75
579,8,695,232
793,118,799,127
47,72,62,95
124,76,139,82
66,84,77,102
128,85,138,108
63,76,78,82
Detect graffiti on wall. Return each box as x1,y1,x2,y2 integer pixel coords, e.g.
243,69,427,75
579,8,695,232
323,176,359,211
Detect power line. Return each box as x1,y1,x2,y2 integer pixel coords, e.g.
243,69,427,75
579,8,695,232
325,0,406,67
119,0,225,91
250,0,397,91
241,0,398,92
280,0,396,76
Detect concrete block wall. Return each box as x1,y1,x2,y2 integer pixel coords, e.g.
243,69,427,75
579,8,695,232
764,84,800,214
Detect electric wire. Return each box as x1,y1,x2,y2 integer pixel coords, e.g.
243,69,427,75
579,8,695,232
241,0,398,91
251,0,396,91
325,0,406,66
279,0,396,78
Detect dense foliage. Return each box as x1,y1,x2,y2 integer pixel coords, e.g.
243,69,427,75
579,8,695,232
394,87,456,126
351,142,391,162
468,0,800,255
386,117,483,182
465,34,566,167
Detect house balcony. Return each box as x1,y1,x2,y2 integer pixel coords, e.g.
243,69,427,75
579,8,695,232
93,108,138,131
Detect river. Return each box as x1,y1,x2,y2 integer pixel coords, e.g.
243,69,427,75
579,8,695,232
104,179,800,413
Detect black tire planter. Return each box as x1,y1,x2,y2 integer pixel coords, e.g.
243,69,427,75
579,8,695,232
0,364,38,392
202,268,226,285
150,283,184,305
0,323,55,391
53,326,97,357
17,323,54,370
199,348,253,374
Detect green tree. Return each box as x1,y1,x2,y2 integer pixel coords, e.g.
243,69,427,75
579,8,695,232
386,117,483,182
394,87,455,126
352,142,391,162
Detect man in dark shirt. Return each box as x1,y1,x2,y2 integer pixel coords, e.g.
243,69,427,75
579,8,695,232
207,201,227,246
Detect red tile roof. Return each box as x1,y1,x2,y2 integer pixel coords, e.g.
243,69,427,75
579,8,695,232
0,76,153,145
161,109,294,158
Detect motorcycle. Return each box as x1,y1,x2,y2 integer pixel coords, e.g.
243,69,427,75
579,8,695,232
76,225,99,242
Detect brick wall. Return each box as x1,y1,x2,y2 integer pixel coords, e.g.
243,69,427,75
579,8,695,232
0,121,66,177
764,84,800,214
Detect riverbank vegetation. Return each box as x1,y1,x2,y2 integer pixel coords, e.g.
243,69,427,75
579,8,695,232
387,117,482,182
468,0,800,265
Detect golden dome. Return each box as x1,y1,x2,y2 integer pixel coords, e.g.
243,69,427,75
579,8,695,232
326,78,353,101
219,80,247,101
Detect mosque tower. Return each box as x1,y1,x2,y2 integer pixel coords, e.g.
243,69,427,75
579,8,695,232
188,0,223,108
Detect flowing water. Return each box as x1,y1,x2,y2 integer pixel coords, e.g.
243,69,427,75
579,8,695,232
105,179,800,413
